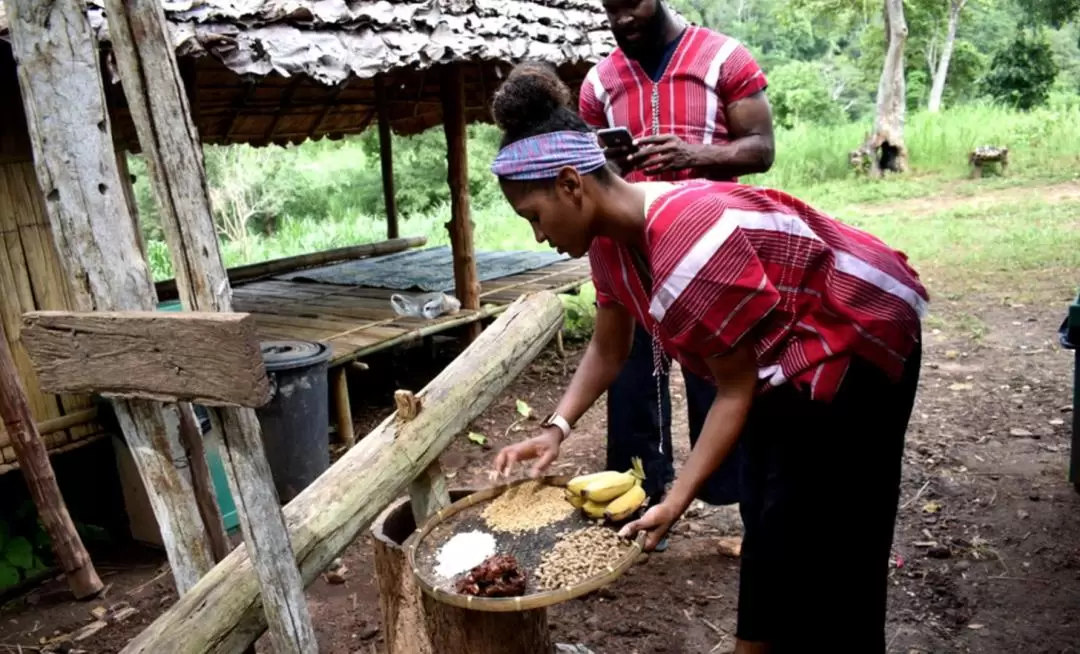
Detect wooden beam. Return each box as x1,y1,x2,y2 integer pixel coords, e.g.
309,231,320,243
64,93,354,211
440,63,481,342
21,311,272,408
121,292,564,654
0,318,103,600
154,235,427,301
375,74,399,240
101,1,317,650
5,0,216,594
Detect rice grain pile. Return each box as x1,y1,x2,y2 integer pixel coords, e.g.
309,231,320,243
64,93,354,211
481,480,575,534
534,526,635,590
433,530,497,579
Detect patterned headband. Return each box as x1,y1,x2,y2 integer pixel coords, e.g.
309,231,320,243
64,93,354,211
490,130,608,181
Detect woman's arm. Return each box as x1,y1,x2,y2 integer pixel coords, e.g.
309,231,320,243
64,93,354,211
620,339,758,549
492,302,634,477
551,302,635,426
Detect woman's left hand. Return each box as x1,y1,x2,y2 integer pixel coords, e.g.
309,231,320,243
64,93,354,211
618,500,684,552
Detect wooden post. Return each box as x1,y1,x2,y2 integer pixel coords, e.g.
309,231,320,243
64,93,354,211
375,74,399,240
0,319,103,600
178,403,231,562
4,0,216,593
100,0,317,651
395,390,452,525
440,63,481,342
121,292,564,654
332,368,354,447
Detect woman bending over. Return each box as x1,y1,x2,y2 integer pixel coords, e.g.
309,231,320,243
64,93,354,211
488,66,928,653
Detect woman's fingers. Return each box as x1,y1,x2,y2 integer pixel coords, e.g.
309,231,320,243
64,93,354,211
528,446,558,479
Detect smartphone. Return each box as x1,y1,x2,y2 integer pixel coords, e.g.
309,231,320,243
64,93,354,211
597,127,637,152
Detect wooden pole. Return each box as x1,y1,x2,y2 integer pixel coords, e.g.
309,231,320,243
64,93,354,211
440,63,481,342
178,403,231,562
4,0,216,593
332,368,355,447
121,292,564,654
375,74,399,240
0,319,103,600
101,1,317,650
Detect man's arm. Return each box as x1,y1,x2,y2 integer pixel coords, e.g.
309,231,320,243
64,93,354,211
686,90,776,178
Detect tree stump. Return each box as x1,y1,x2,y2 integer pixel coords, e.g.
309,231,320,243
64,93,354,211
371,493,553,654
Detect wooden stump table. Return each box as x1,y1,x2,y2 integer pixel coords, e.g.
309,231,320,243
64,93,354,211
371,494,552,654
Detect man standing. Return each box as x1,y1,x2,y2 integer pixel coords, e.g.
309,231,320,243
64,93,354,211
579,0,776,548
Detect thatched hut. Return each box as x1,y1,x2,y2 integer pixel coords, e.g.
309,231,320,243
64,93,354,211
0,0,613,475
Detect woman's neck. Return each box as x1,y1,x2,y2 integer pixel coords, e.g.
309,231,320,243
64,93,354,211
594,179,651,251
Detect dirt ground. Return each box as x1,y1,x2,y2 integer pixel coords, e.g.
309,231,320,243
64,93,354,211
2,220,1079,653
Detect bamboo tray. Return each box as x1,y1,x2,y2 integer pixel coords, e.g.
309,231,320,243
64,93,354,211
407,475,646,613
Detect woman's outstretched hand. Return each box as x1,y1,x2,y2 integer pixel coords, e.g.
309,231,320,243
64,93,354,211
619,500,683,552
492,427,563,479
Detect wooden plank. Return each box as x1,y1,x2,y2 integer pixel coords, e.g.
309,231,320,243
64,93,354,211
102,1,316,649
21,311,273,408
0,316,103,599
440,63,481,342
5,0,216,594
121,292,565,654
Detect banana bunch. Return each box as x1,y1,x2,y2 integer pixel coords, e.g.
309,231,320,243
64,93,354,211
564,457,647,523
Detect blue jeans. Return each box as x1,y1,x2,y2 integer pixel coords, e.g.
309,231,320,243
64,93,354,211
606,324,744,507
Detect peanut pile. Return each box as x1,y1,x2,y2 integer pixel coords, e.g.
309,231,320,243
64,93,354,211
534,526,634,590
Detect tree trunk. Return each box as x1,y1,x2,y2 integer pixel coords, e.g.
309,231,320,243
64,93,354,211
421,596,552,654
928,0,966,113
120,292,564,654
4,0,216,594
101,1,317,650
0,319,103,600
864,0,909,175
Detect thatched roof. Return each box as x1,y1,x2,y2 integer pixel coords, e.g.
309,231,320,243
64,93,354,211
0,0,615,146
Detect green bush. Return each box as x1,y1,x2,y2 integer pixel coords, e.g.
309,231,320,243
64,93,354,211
981,29,1060,110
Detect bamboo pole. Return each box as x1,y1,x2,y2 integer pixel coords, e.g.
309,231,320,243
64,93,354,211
121,292,564,654
375,75,399,240
0,319,103,600
440,63,481,342
101,1,316,650
5,0,216,593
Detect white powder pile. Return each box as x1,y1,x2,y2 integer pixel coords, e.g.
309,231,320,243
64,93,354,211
433,530,497,578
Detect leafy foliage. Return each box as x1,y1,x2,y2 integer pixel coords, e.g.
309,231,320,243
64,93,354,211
981,29,1060,109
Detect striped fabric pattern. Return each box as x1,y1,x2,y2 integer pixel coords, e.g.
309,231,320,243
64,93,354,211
491,130,607,180
578,26,768,183
589,181,929,401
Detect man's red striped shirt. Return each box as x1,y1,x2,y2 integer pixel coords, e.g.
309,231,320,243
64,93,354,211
589,181,929,401
578,25,768,183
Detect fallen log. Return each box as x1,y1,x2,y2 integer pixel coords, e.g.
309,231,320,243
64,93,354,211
121,291,564,654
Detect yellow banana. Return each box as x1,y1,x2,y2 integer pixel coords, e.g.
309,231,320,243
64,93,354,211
566,470,620,495
564,488,586,508
604,482,646,522
581,499,608,519
581,471,637,503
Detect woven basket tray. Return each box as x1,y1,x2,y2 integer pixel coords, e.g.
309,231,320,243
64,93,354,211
406,475,645,613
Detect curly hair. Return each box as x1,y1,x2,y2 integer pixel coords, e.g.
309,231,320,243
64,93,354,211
491,62,592,148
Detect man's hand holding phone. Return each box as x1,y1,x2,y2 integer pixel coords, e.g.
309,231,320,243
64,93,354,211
596,127,639,175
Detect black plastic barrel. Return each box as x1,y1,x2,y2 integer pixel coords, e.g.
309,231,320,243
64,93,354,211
256,340,333,504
